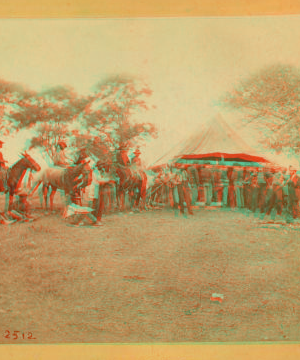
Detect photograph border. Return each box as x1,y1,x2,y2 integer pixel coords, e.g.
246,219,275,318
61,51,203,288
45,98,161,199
1,0,300,358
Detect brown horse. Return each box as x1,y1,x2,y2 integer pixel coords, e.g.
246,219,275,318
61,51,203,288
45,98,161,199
1,152,41,216
114,165,147,212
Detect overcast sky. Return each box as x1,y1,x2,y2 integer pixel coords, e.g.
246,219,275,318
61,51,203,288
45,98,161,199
1,17,300,165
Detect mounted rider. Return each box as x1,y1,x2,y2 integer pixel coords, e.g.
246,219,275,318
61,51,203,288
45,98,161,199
53,140,72,167
116,143,132,178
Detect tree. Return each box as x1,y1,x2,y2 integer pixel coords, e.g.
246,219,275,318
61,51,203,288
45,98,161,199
16,85,89,159
74,76,157,158
0,78,34,136
220,64,300,154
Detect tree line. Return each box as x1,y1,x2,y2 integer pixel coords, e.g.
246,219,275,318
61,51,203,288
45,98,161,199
0,75,158,162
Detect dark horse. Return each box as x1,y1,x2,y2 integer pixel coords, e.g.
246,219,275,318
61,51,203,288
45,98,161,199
114,165,147,212
0,152,41,217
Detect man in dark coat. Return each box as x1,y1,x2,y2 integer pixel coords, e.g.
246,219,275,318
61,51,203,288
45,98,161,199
187,165,200,205
201,164,214,206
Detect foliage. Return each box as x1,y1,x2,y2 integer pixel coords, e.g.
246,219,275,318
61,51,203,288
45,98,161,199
220,64,300,153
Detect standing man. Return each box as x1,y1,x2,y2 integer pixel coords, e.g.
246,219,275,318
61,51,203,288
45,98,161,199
250,168,259,213
234,166,244,209
212,165,222,205
187,165,200,205
220,165,229,207
201,164,214,206
87,160,112,226
179,165,193,215
265,170,284,219
227,167,237,209
281,167,290,213
286,166,299,222
257,167,267,212
170,166,185,215
261,166,274,215
243,167,252,210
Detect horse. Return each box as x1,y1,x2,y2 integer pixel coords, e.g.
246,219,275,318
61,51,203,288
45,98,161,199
0,152,41,219
113,164,148,212
29,160,92,213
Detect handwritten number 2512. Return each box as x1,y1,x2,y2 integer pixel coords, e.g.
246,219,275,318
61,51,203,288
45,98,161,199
4,331,36,340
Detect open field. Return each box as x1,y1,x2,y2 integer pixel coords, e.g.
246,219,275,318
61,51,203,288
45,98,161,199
0,194,300,343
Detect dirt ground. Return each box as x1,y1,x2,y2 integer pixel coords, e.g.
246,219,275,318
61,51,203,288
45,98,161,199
1,192,300,343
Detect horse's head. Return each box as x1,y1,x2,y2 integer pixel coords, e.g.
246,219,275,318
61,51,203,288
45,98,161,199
21,152,41,172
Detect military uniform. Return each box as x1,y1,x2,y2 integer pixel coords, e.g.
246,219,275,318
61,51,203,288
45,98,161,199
286,170,299,221
180,167,193,214
187,166,200,205
266,172,284,217
257,169,267,212
234,168,244,208
227,167,237,208
220,167,229,207
201,166,214,206
250,171,259,212
53,141,71,167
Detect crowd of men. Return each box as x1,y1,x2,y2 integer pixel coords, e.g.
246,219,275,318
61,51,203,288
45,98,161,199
1,136,300,225
148,163,300,223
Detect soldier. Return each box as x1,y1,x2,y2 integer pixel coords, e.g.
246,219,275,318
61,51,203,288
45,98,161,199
220,165,229,208
261,165,275,214
286,166,299,222
257,166,267,212
53,140,72,167
87,159,112,226
233,166,244,209
179,165,193,215
116,143,130,167
250,168,259,213
281,167,290,212
131,148,142,167
149,168,164,205
243,168,253,210
201,164,214,206
116,143,131,182
211,165,222,205
227,166,237,209
265,169,284,218
187,165,200,205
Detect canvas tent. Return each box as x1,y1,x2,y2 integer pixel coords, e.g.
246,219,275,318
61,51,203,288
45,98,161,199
151,113,271,169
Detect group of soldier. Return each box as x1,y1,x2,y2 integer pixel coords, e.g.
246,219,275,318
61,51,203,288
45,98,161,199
148,163,300,222
1,136,300,225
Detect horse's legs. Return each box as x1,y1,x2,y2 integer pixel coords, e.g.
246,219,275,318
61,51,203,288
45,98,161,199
4,191,10,213
135,185,142,211
43,184,49,211
49,187,57,212
119,190,125,212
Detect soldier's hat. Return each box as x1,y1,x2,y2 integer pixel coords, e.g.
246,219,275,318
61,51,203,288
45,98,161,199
134,148,141,155
58,140,67,149
117,143,129,151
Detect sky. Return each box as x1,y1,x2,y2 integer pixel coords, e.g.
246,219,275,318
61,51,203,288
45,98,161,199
1,17,300,165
